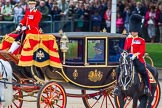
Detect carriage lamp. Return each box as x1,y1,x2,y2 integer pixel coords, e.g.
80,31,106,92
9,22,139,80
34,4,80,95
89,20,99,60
60,33,69,64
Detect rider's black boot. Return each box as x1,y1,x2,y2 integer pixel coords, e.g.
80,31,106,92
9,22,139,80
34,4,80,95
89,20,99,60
113,86,119,96
144,86,152,97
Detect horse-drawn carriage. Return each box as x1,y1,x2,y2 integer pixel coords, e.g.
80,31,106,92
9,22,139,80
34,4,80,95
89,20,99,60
0,31,161,108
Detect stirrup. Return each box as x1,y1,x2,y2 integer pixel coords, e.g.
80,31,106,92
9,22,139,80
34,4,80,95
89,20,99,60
144,86,152,97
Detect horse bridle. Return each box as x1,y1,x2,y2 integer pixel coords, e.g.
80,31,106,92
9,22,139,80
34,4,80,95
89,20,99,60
119,51,134,91
0,60,8,88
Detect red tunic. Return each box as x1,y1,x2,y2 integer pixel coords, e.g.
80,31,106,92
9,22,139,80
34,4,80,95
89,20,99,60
124,36,146,63
20,9,42,34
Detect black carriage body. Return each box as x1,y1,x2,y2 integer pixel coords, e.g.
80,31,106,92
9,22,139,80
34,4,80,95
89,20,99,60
53,32,126,89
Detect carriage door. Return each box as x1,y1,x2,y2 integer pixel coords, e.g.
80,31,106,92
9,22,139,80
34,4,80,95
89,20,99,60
85,37,107,66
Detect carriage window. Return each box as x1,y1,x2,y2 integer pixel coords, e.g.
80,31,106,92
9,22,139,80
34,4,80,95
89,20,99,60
108,38,125,63
65,39,83,63
87,39,105,64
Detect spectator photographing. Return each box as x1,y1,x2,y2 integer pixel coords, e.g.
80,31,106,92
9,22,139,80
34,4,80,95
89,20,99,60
1,0,14,21
37,0,49,21
145,6,157,43
13,3,24,23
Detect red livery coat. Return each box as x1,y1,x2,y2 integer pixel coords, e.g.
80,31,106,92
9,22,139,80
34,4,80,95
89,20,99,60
124,36,146,63
20,9,42,34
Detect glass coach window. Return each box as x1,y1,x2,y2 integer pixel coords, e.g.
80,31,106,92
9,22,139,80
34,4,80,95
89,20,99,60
65,39,84,63
87,39,105,64
108,38,125,63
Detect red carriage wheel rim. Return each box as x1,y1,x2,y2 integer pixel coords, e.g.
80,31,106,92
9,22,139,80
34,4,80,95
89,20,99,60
152,84,160,107
39,82,66,107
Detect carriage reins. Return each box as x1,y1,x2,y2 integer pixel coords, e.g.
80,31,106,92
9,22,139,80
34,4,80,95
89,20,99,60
0,80,42,87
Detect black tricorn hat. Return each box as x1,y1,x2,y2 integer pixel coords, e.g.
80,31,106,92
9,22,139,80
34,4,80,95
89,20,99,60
129,14,142,33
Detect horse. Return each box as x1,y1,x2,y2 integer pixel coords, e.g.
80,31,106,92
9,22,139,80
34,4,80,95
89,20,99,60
114,50,159,108
0,59,13,107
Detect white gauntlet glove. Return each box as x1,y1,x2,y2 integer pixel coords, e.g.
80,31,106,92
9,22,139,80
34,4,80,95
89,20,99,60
131,54,137,60
21,26,27,31
16,25,21,31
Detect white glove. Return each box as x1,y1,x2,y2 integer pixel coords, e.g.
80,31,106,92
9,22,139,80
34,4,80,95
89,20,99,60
16,26,21,31
131,54,137,60
21,26,27,31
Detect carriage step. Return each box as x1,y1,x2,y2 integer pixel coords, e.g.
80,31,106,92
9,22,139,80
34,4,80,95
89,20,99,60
19,78,36,84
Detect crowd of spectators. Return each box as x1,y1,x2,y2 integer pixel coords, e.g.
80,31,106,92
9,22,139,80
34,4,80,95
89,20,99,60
0,0,162,43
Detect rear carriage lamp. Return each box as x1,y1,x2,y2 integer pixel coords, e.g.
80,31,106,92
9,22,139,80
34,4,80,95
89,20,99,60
60,33,69,64
60,33,69,52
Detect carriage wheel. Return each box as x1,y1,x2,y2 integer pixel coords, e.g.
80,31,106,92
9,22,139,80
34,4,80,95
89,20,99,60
114,82,161,108
82,87,116,108
37,81,66,108
149,82,161,108
8,79,23,108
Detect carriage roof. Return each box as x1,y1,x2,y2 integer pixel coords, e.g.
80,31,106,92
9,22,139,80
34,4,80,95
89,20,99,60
52,32,126,38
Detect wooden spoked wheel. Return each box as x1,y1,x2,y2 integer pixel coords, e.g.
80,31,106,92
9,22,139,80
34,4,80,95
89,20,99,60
8,79,23,108
82,87,116,108
149,82,161,108
114,82,161,108
37,81,66,108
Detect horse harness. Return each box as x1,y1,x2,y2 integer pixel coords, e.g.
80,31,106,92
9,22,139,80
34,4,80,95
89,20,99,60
0,60,8,88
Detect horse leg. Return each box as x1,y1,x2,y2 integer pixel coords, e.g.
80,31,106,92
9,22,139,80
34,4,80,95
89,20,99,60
117,93,125,108
138,95,147,108
120,95,126,108
132,97,138,108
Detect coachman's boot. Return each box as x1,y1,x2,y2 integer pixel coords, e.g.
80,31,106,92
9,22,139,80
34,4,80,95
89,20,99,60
8,41,20,53
144,86,152,97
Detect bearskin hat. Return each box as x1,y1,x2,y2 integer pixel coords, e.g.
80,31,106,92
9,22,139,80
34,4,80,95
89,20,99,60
129,14,142,33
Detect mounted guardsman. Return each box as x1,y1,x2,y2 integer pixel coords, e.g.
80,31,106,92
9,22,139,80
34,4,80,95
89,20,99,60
114,14,152,96
8,0,42,54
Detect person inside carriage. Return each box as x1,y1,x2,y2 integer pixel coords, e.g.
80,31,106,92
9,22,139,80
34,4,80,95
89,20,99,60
93,42,104,61
113,14,152,97
8,0,42,54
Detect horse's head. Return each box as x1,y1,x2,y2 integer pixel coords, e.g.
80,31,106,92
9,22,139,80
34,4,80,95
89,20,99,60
118,50,134,91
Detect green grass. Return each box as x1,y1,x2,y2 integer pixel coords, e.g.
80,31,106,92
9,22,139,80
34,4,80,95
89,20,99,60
146,43,162,68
